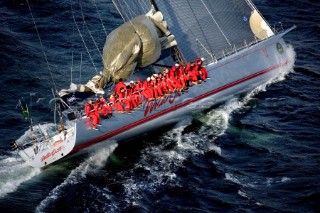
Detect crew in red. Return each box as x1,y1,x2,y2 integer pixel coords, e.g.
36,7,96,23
142,77,154,100
114,97,125,113
197,57,208,81
123,85,135,112
114,78,126,94
98,95,111,118
91,57,208,119
187,62,198,85
169,64,179,79
93,99,101,124
133,81,142,105
84,99,99,129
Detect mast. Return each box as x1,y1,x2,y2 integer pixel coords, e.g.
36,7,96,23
149,0,187,66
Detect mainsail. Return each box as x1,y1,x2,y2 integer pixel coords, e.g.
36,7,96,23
112,0,274,63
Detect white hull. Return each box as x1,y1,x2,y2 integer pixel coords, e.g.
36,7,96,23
19,29,294,168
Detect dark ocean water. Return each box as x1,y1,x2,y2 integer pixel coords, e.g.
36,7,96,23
0,0,319,212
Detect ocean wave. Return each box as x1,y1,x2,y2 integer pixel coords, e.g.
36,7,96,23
35,141,117,213
0,153,41,199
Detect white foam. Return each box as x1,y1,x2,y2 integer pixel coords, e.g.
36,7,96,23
35,141,117,213
119,120,195,205
225,173,241,185
238,190,249,199
0,123,78,199
0,154,41,198
208,144,222,156
200,44,295,141
266,177,273,186
281,177,291,183
109,45,297,206
225,173,256,188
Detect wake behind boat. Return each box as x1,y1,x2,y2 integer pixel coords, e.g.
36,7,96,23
12,0,295,168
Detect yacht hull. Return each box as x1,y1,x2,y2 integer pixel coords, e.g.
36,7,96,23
72,31,293,154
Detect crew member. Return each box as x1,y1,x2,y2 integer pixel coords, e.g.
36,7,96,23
198,57,208,81
114,78,126,94
84,99,99,129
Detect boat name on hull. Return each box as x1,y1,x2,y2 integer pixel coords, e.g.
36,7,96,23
40,146,65,162
143,91,181,117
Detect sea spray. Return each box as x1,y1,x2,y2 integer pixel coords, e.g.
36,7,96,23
0,155,41,198
35,141,117,213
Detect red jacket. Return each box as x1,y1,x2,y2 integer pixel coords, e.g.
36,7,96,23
114,82,126,93
85,103,93,117
169,66,178,78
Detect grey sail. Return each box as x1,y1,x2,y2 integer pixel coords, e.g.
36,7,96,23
112,0,274,63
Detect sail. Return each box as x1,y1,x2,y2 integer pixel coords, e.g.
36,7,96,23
249,9,274,40
112,0,274,64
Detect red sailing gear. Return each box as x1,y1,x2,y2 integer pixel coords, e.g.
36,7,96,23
166,78,175,93
176,66,184,77
114,81,126,94
99,105,108,116
200,67,208,81
150,80,163,99
85,102,93,117
142,80,154,100
169,65,178,79
189,70,198,82
85,101,99,128
159,78,168,94
179,74,187,89
114,100,124,112
123,98,132,112
93,102,100,124
99,96,107,105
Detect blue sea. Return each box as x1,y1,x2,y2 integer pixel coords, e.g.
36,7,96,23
0,0,319,212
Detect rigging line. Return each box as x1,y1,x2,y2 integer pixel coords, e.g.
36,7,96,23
71,51,73,83
111,0,126,22
92,0,107,36
52,89,57,130
71,3,98,74
200,0,231,46
71,21,75,84
79,53,82,84
25,0,57,92
79,2,103,60
137,0,148,14
124,0,137,19
196,39,214,62
120,0,132,21
173,8,216,62
186,0,214,58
